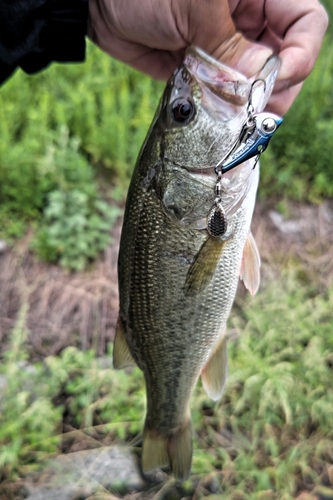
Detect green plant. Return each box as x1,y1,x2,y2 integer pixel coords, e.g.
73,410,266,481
260,35,333,202
1,35,333,245
321,0,332,35
0,125,111,241
0,302,62,481
33,189,119,270
3,266,333,495
188,269,333,497
0,42,162,243
0,322,144,481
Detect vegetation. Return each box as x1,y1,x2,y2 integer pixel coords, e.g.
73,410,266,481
1,269,333,498
261,37,333,202
0,43,162,267
0,3,332,497
0,9,333,264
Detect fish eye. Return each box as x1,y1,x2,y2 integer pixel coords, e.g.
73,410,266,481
172,98,195,124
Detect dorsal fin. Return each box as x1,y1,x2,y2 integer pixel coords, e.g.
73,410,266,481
239,232,261,296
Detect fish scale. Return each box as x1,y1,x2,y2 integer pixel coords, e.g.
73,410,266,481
121,162,257,446
115,47,280,480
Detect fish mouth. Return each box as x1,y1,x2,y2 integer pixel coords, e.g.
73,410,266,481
184,46,280,119
184,46,251,107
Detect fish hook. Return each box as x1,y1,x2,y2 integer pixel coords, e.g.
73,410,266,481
247,78,267,118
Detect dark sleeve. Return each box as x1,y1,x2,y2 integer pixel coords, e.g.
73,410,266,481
0,0,89,84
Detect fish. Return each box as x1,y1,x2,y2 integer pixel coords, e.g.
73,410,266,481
114,46,280,481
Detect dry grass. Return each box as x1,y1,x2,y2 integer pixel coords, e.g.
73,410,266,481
2,201,333,363
0,222,121,360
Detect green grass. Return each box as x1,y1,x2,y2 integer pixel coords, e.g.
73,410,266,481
190,271,333,497
322,0,333,34
2,269,333,498
0,42,163,267
260,35,333,202
1,31,333,259
1,22,333,496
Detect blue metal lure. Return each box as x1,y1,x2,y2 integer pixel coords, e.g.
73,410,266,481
207,111,283,238
218,112,283,174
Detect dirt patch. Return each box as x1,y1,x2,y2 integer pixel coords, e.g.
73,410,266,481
252,200,333,288
0,222,121,360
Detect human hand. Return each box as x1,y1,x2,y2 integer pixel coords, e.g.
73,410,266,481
88,0,328,115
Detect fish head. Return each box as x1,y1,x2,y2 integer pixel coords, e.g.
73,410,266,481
153,46,280,173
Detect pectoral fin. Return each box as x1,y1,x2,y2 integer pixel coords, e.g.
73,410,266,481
201,333,228,401
184,237,226,297
239,232,261,296
113,316,137,369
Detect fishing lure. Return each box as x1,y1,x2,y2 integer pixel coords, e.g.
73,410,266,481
207,82,283,238
219,111,283,174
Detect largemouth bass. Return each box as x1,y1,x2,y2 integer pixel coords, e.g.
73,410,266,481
115,47,280,481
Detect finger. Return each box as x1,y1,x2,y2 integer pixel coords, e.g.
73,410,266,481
265,0,328,86
180,0,273,78
228,0,266,40
258,25,282,55
266,83,303,115
125,47,184,80
179,0,237,57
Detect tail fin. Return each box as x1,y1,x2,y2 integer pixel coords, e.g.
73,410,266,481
142,420,192,482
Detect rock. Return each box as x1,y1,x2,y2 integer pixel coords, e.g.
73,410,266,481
25,446,144,500
269,210,304,235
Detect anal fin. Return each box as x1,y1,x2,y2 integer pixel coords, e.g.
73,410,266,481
239,232,261,296
201,333,228,401
113,316,137,369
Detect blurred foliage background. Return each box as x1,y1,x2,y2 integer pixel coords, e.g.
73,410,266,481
0,1,332,266
0,2,333,498
0,45,163,268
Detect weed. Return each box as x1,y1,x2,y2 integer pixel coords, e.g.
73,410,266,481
0,300,62,480
1,34,333,258
0,43,162,263
33,189,119,271
2,269,333,497
260,36,333,203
